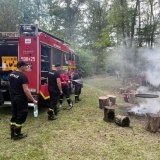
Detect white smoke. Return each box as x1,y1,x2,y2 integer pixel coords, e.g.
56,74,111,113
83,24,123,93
130,47,160,114
111,45,160,114
131,86,160,114
131,98,160,115
142,48,160,86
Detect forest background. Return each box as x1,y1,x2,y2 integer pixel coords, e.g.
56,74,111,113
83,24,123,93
0,0,160,78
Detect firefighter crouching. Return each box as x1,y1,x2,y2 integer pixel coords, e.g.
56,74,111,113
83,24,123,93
59,70,73,109
72,69,83,103
9,61,37,140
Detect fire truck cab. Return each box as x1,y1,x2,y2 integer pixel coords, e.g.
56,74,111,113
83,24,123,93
0,24,78,106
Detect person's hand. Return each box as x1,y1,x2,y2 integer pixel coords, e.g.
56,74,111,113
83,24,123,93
60,91,63,95
33,99,37,104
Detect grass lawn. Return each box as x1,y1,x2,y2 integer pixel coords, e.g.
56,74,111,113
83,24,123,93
0,76,160,160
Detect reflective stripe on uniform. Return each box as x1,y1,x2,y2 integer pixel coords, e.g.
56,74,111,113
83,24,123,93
15,123,23,127
10,122,16,125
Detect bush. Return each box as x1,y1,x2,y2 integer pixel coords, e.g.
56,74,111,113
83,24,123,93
74,47,96,77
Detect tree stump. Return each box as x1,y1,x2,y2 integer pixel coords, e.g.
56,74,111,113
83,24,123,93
103,106,115,122
107,95,116,105
114,115,130,127
123,93,129,103
145,113,160,133
128,90,137,104
99,96,110,109
128,93,135,104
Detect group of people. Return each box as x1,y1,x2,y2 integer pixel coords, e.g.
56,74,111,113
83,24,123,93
8,61,83,140
47,64,82,120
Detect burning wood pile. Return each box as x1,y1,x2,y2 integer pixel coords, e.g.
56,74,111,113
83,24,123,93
126,93,160,133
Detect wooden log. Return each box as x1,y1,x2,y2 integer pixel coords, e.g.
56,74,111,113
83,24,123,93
107,95,116,105
114,115,130,127
145,113,160,133
99,96,110,109
103,106,115,122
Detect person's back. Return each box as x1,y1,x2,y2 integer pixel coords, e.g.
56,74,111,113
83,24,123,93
9,71,28,97
48,70,60,92
8,60,37,140
47,64,62,120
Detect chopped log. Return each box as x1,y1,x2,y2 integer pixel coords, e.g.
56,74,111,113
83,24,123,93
145,113,160,133
114,115,130,127
103,106,115,122
107,95,116,105
99,96,110,109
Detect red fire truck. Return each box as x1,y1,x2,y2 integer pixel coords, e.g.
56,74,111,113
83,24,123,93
0,24,78,106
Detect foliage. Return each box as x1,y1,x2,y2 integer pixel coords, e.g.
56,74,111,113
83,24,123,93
73,46,96,77
107,0,132,45
46,0,85,41
0,0,44,31
18,0,40,24
0,0,19,31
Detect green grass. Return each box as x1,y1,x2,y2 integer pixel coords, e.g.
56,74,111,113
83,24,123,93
0,76,160,160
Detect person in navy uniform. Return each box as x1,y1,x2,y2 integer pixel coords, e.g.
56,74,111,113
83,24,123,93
47,64,63,120
9,61,37,140
72,69,83,103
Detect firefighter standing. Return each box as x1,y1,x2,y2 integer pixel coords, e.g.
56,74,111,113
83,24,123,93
9,61,37,140
59,70,73,108
47,64,63,120
72,69,83,103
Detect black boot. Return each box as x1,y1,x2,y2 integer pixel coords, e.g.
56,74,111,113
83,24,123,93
47,109,57,120
54,107,60,116
13,126,27,140
78,96,81,101
10,125,15,139
67,99,73,109
75,96,78,103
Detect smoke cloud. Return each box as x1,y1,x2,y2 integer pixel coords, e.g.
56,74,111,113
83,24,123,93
143,48,160,86
131,47,160,114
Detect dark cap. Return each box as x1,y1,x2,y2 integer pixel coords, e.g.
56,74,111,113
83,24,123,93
17,61,27,68
54,63,61,67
